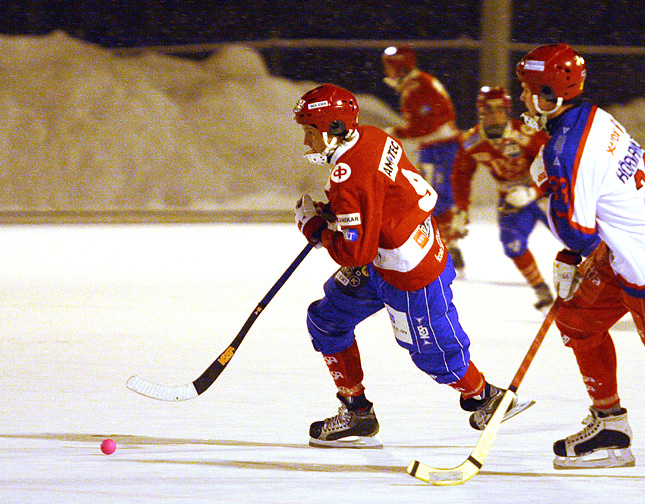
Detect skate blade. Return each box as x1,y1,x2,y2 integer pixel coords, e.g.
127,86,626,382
309,435,383,449
472,398,535,431
502,398,536,423
554,447,636,470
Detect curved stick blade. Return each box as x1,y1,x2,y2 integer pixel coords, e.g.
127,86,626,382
126,375,198,401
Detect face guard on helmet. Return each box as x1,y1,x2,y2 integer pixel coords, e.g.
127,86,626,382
477,86,511,139
293,84,360,164
382,46,417,90
516,43,586,129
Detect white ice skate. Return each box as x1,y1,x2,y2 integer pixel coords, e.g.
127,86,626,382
309,394,382,449
553,407,635,469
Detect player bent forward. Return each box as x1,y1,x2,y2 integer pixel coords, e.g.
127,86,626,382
517,43,645,469
292,83,533,448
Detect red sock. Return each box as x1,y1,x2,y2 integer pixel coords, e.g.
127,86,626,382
570,332,620,410
512,250,544,287
322,340,365,397
449,361,486,398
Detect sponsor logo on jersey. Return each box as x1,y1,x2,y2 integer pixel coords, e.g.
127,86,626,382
616,138,644,184
434,227,445,262
607,118,625,155
337,212,361,226
330,163,351,183
524,60,545,72
343,228,359,241
412,228,429,248
308,100,329,110
378,137,402,181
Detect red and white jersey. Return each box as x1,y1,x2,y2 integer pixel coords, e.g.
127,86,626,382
452,118,549,211
391,70,460,147
319,125,448,291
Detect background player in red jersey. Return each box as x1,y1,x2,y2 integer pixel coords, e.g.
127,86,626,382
451,86,554,310
292,83,532,448
381,46,465,274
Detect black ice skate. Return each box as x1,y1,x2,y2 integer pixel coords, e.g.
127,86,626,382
309,393,382,449
533,282,554,311
553,407,635,469
448,245,465,277
460,383,535,431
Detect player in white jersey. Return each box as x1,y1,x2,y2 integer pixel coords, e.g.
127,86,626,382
516,43,645,470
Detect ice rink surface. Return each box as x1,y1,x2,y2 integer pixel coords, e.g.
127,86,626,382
1,209,644,503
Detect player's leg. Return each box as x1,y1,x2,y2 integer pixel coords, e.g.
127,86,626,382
553,244,634,468
375,257,532,430
498,201,553,309
306,266,384,448
420,142,464,273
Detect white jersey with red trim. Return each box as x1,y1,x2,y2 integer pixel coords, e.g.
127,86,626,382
530,103,645,296
319,125,448,291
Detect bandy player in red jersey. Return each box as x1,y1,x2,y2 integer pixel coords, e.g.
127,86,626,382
451,86,554,310
292,84,532,448
381,46,466,274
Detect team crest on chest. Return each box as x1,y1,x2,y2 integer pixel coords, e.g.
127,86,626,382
330,163,351,183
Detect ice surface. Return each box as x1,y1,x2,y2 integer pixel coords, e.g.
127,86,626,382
1,210,644,503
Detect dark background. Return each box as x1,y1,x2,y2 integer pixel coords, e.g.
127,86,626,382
2,1,644,128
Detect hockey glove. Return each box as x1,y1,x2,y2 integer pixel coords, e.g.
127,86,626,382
504,185,538,209
553,249,583,301
450,207,469,239
295,194,326,246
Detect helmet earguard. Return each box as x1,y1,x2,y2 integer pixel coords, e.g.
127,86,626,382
293,84,360,162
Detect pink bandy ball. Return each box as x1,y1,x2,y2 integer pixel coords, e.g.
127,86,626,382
100,438,117,455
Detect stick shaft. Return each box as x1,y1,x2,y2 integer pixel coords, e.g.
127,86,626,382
508,298,561,393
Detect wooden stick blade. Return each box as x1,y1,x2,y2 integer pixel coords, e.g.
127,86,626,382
407,391,516,485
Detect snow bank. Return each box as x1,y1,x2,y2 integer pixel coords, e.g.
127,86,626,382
1,31,641,213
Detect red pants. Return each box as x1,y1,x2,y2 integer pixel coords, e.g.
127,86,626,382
555,243,645,409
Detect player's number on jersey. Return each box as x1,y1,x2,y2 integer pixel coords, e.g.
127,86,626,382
401,169,438,212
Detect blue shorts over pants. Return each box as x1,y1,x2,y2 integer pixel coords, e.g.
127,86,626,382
306,256,471,384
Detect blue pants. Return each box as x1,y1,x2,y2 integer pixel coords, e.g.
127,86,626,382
306,258,471,384
419,140,460,216
498,199,548,258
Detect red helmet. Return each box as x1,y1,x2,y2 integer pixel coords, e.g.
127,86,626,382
293,84,359,136
516,43,586,102
381,46,417,76
476,86,511,112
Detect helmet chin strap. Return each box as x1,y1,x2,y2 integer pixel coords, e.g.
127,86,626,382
304,131,356,165
522,95,563,130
